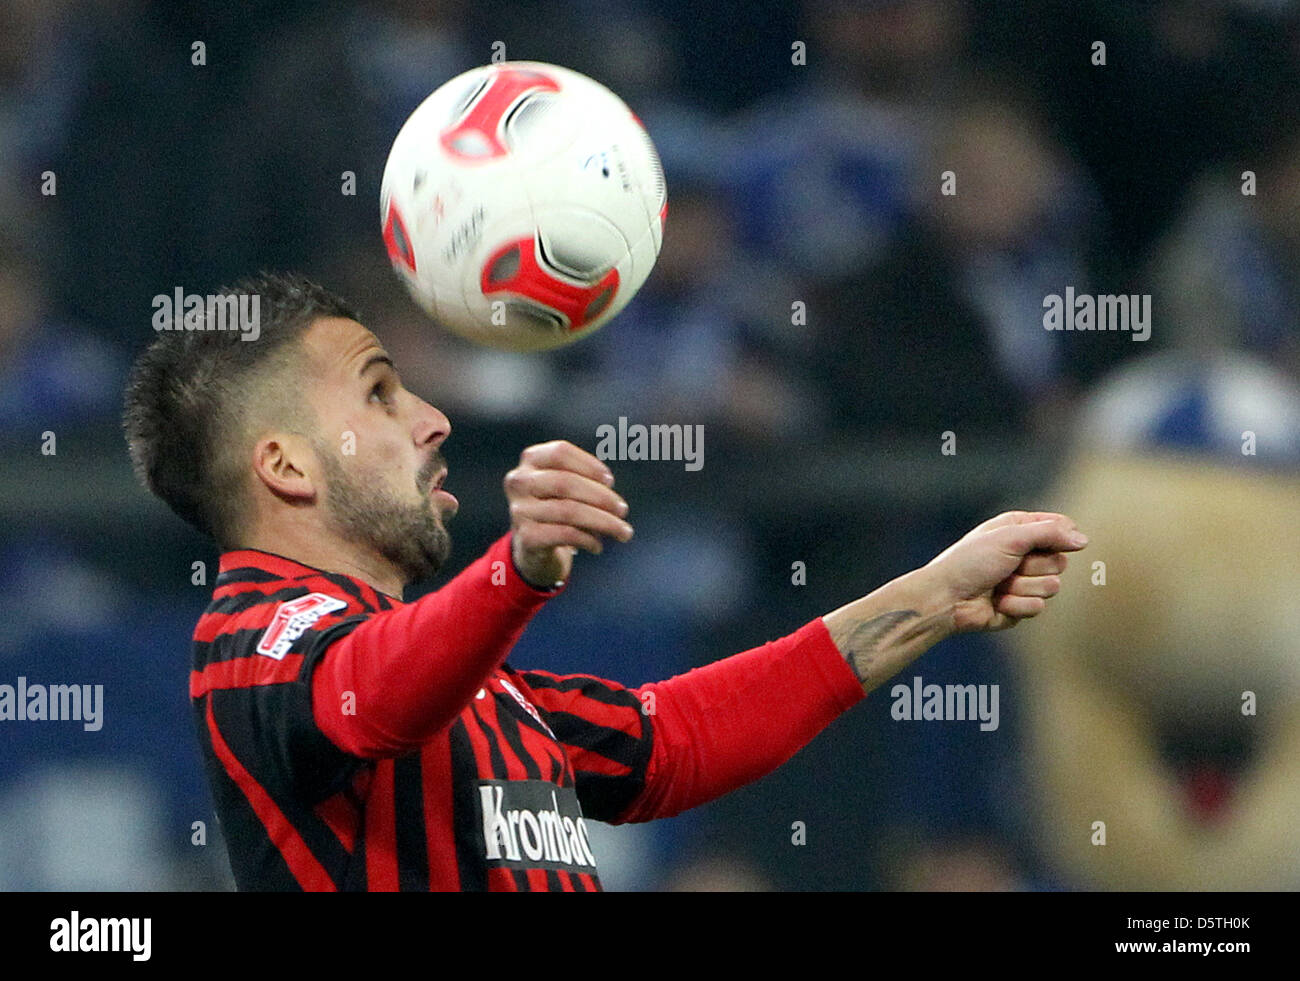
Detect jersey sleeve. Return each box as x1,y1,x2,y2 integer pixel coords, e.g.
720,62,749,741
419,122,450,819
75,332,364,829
197,534,563,814
516,617,865,825
309,534,564,760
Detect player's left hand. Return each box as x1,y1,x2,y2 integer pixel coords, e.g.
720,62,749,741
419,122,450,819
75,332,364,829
924,511,1088,633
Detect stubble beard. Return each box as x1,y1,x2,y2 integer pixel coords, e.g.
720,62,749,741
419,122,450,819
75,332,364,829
315,440,452,587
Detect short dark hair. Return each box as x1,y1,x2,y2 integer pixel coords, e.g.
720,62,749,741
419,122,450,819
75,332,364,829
123,272,359,547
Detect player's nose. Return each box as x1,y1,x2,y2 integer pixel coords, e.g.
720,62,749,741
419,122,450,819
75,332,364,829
413,397,451,449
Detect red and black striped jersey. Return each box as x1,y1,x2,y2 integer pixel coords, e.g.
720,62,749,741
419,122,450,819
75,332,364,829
191,533,864,891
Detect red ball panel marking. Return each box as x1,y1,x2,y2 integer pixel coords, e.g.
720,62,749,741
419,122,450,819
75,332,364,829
440,67,561,162
383,202,417,274
481,235,620,331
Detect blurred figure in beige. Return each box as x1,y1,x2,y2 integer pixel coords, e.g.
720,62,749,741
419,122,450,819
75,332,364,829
1013,352,1300,889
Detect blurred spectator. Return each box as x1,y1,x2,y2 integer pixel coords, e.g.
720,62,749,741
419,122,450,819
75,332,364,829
0,536,224,889
0,233,128,431
801,76,1107,441
0,0,114,237
973,0,1300,272
726,0,968,288
1146,123,1300,380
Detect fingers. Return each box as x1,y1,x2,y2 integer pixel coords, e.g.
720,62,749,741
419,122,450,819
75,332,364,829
996,515,1088,556
522,468,629,517
1001,552,1068,627
512,519,606,557
993,593,1047,619
510,497,634,549
995,573,1061,600
518,439,614,487
993,565,1063,621
967,510,1064,537
1015,551,1068,577
506,441,633,560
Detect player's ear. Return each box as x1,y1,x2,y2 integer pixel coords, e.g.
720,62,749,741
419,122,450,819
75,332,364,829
251,432,318,504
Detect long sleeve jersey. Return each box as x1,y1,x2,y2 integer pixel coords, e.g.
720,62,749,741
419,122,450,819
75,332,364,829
190,533,864,890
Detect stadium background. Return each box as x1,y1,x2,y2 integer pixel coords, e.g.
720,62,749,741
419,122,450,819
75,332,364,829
1,0,1297,890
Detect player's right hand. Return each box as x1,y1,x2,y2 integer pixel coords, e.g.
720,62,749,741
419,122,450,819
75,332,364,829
505,440,633,588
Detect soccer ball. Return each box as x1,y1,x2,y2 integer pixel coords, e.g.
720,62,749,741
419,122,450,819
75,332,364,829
380,61,667,352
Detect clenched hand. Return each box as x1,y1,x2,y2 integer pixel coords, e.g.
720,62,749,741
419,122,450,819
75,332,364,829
505,440,634,589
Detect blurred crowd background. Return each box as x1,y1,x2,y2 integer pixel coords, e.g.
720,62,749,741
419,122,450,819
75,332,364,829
2,0,1298,890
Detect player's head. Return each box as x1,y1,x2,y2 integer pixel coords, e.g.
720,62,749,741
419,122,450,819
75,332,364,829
123,272,455,586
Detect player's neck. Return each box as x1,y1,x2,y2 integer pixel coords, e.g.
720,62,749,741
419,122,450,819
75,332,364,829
238,519,405,599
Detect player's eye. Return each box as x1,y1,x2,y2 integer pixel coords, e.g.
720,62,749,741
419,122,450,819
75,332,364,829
369,382,393,407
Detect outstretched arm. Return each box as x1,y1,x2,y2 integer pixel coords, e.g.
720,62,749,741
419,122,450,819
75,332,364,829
527,511,1088,823
825,510,1088,692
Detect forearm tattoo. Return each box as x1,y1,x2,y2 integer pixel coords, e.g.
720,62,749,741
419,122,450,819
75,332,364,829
841,610,920,684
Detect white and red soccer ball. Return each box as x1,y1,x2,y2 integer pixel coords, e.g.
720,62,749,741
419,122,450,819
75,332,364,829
380,61,667,352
